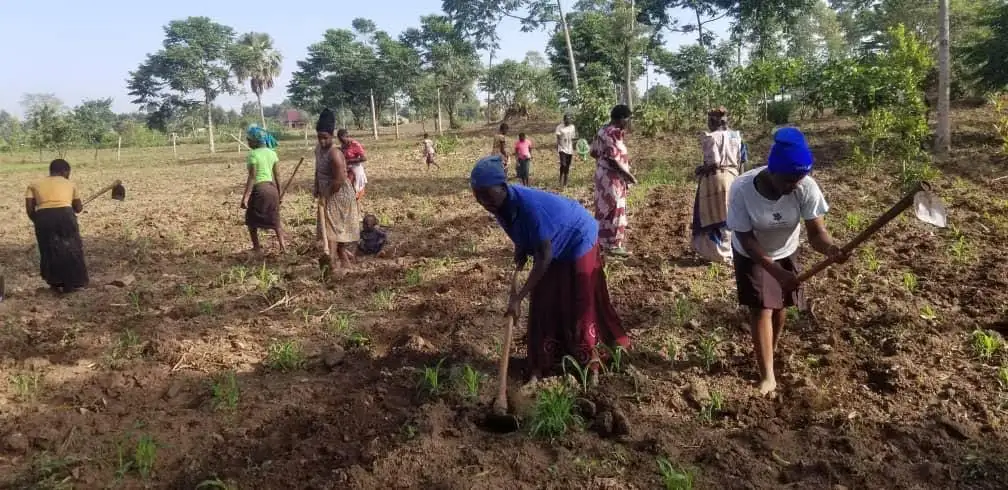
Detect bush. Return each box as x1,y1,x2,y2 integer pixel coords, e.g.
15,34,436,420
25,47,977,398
766,100,795,125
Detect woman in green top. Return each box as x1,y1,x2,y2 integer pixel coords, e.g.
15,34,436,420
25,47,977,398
241,125,286,253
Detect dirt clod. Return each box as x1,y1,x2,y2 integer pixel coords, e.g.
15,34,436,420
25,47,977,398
108,275,136,288
3,432,29,453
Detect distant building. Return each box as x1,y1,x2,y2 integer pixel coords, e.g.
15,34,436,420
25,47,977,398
282,110,306,129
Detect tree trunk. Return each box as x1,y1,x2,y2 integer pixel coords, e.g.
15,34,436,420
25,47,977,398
257,92,266,128
206,96,216,153
935,0,951,156
625,0,635,111
487,49,494,124
558,0,579,94
94,145,99,161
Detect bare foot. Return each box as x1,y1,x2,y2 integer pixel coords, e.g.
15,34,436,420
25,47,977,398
757,378,777,397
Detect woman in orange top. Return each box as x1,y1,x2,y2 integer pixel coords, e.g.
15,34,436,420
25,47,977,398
25,159,88,293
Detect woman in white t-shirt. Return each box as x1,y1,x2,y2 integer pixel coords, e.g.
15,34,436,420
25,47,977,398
726,127,847,396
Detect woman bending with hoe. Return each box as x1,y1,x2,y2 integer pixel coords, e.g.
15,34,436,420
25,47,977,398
470,155,630,384
315,109,361,270
240,125,286,254
727,127,846,396
25,159,88,293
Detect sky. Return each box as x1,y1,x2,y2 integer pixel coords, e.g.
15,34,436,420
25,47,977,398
0,0,725,117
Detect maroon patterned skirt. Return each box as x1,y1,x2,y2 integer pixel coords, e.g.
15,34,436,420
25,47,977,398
526,242,630,377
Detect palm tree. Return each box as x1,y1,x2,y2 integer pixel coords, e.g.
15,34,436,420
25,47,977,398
231,32,283,128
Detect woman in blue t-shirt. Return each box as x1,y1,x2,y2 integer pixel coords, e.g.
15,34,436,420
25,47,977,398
470,155,630,383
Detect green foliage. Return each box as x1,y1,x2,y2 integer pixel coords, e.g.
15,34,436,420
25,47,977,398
401,15,482,129
698,390,724,423
765,100,795,125
562,355,596,394
971,329,1002,361
657,457,695,490
73,98,117,157
697,332,721,372
127,17,238,137
22,94,75,158
265,340,305,372
902,271,919,293
482,54,558,118
419,358,446,396
229,32,283,125
454,364,485,400
211,371,240,411
9,372,43,402
529,384,582,438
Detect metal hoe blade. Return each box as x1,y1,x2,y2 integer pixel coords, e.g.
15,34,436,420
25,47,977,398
913,189,947,228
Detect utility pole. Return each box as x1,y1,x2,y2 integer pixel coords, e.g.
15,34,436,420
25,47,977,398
935,0,951,156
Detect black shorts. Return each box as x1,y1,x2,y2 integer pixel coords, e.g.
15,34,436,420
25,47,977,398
559,152,573,170
732,248,805,310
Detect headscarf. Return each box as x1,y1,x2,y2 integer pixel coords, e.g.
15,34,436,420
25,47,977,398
246,125,277,149
316,108,336,135
767,127,813,175
470,155,507,188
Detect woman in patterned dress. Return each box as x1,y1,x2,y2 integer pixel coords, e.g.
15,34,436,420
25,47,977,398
314,109,361,271
590,104,637,257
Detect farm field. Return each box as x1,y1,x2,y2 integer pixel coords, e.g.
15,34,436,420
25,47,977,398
1,109,1007,489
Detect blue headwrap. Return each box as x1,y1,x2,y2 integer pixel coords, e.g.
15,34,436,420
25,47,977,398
767,127,813,175
470,155,507,188
246,125,278,149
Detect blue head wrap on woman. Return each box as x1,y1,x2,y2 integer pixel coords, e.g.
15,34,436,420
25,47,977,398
246,125,278,149
470,155,507,188
767,127,813,175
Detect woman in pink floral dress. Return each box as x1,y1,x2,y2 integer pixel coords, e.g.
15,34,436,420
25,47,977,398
590,104,637,257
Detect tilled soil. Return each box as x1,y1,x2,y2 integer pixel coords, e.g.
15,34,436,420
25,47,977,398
1,110,1006,489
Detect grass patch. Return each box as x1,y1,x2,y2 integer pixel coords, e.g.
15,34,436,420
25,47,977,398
529,384,583,438
404,267,424,287
697,332,721,372
859,247,881,273
116,433,158,481
418,358,447,397
210,371,240,411
9,372,43,402
344,330,371,350
657,458,696,490
454,364,485,400
371,289,397,311
111,329,141,360
326,310,354,336
902,271,918,293
698,390,724,423
971,329,1002,362
265,340,305,372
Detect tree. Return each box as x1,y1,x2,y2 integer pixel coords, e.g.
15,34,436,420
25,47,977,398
0,111,25,152
402,15,482,129
443,0,581,93
22,94,73,159
482,52,558,119
546,5,647,98
230,32,283,128
288,21,406,130
127,17,237,153
965,2,1008,92
936,0,950,155
73,98,116,160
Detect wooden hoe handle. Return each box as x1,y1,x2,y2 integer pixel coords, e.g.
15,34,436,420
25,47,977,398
797,182,930,283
